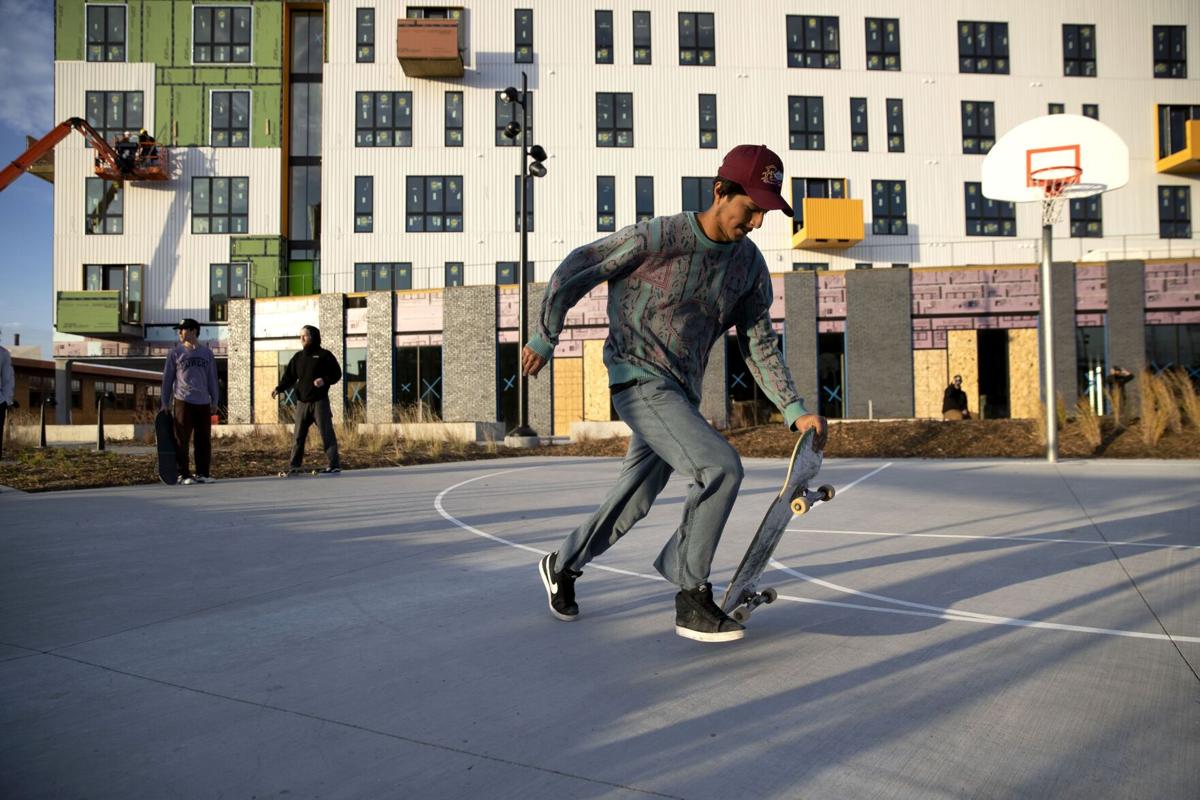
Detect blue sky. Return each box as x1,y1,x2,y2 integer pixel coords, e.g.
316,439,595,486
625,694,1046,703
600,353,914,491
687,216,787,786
0,0,55,356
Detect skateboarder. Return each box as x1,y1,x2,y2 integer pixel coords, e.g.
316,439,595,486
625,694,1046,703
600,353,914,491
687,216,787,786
161,318,220,485
272,325,342,475
942,375,971,420
527,144,827,643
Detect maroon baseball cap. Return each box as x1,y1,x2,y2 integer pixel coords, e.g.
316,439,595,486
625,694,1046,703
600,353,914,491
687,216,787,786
716,144,793,217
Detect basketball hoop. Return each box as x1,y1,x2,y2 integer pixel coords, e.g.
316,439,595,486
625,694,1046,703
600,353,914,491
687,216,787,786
1029,165,1083,225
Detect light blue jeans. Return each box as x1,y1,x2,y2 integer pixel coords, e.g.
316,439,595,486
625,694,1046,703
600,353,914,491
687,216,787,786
555,376,744,589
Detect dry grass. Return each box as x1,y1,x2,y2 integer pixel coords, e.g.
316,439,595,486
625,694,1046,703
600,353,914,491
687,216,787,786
1164,369,1200,431
1138,371,1171,447
1075,398,1102,451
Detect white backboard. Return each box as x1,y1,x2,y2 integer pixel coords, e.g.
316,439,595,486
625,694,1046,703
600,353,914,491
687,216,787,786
981,114,1128,203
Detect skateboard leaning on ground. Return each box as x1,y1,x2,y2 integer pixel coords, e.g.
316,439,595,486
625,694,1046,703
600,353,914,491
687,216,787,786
277,468,336,477
721,427,834,624
154,410,178,485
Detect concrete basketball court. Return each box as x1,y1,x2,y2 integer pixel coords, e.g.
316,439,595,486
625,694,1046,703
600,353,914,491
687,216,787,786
1,454,1197,799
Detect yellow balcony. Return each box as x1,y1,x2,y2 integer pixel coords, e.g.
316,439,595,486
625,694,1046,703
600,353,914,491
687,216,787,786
396,19,464,78
791,198,864,249
1157,119,1200,174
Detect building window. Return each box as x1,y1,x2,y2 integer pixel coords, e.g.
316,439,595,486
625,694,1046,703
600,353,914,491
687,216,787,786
633,11,652,64
886,99,905,152
445,91,463,146
356,92,412,147
1063,24,1095,76
699,94,717,149
961,101,996,154
355,176,373,233
678,12,715,66
496,90,532,147
788,96,825,151
193,6,252,63
958,21,1009,74
1082,104,1099,120
792,263,824,272
964,182,1015,236
636,176,654,222
597,176,615,231
95,380,135,411
354,263,412,292
1158,105,1200,158
211,90,250,147
210,262,248,322
682,177,713,213
406,176,463,233
356,7,375,63
1153,25,1187,78
85,90,143,146
865,17,900,71
1070,195,1103,238
791,177,845,232
83,264,142,323
596,92,633,147
87,4,126,62
786,15,839,69
191,177,249,234
444,262,463,287
850,97,868,151
496,262,518,285
395,343,443,419
872,180,908,235
1159,186,1192,238
514,8,533,63
85,178,123,235
514,175,535,232
1049,103,1065,115
595,10,613,64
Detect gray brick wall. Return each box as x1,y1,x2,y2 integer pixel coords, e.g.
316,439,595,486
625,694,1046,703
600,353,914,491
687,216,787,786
845,269,914,418
524,283,553,435
443,285,498,422
1107,260,1146,412
318,294,345,423
366,292,395,424
1051,261,1078,411
783,272,819,415
227,298,253,424
700,337,729,429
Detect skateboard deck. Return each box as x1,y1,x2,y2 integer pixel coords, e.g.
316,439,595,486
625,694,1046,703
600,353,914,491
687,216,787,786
154,410,178,485
721,428,833,623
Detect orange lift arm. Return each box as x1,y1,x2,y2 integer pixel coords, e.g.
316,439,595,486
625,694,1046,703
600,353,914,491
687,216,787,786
0,116,121,192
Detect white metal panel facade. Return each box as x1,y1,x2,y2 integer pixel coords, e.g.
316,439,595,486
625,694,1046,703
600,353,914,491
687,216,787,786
53,64,280,328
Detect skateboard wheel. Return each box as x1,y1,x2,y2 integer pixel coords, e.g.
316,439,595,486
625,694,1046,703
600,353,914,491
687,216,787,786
818,484,835,502
731,607,750,624
790,497,809,515
762,588,778,604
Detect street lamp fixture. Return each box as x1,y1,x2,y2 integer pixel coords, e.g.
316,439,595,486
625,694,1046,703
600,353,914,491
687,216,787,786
39,396,57,449
502,72,550,445
96,390,115,451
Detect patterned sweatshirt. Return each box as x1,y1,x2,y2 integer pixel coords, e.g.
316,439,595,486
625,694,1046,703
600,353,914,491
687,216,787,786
527,212,807,428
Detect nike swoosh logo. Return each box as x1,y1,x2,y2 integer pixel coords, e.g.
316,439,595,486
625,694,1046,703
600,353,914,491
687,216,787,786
545,561,558,593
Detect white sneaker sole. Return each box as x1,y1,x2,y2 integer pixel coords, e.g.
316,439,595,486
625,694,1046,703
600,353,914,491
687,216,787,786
675,625,745,643
539,556,578,622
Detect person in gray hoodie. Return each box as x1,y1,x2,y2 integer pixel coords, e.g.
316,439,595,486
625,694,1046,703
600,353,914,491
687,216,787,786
161,318,220,485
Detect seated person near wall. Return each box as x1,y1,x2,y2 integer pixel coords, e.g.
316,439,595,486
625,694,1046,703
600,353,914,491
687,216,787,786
942,375,971,420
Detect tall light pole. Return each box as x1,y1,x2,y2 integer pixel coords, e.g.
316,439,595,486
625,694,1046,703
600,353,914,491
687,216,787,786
501,72,548,443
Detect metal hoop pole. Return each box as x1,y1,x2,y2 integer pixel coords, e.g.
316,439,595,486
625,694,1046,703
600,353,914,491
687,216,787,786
1039,221,1057,463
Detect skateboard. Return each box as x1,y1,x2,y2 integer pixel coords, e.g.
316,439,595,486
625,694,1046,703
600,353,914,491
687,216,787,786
278,468,338,477
721,428,834,623
154,410,178,485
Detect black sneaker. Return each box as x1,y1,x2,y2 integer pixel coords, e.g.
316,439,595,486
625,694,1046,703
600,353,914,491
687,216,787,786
319,467,341,475
675,583,745,643
538,552,581,621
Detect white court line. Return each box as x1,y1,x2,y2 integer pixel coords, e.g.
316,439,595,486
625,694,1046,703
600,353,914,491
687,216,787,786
783,528,1200,551
435,463,1200,644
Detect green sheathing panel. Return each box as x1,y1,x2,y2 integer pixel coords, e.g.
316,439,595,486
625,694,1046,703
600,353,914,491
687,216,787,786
151,1,283,146
231,236,284,299
55,2,84,61
124,1,144,62
288,260,316,297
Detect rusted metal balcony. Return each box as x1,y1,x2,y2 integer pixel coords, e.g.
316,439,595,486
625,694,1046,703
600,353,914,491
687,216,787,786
396,18,464,78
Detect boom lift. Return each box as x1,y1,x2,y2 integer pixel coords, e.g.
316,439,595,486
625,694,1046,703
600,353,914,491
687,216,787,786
0,116,170,192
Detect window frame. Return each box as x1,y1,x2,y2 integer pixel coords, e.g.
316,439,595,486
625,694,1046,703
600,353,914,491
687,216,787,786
85,90,144,146
698,94,717,149
850,97,868,152
961,100,996,155
355,175,373,233
209,262,248,322
788,95,825,151
682,177,713,213
496,90,532,147
356,7,375,63
786,15,840,69
405,175,464,233
790,177,846,232
633,10,652,65
514,8,533,63
192,5,253,65
596,92,634,148
514,174,535,233
210,89,251,147
958,20,1009,74
597,175,616,231
84,178,123,235
964,182,1016,237
678,11,715,66
865,17,900,71
1069,194,1103,238
445,91,463,147
356,91,413,147
1062,23,1096,77
1158,186,1192,238
85,3,127,63
595,9,614,64
871,180,908,236
191,176,250,234
1157,104,1200,159
1153,25,1187,78
83,263,142,323
886,98,905,152
635,176,654,222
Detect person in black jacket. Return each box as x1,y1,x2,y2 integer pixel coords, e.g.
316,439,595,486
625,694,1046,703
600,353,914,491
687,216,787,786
942,374,971,420
272,325,343,474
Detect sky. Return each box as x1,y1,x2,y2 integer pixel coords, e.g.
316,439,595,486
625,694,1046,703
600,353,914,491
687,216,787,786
0,0,55,357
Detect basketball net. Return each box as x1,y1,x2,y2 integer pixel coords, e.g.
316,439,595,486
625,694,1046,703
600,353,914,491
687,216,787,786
1029,166,1082,226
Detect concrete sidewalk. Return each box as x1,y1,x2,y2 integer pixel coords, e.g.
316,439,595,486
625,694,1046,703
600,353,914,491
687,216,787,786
2,457,1198,799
